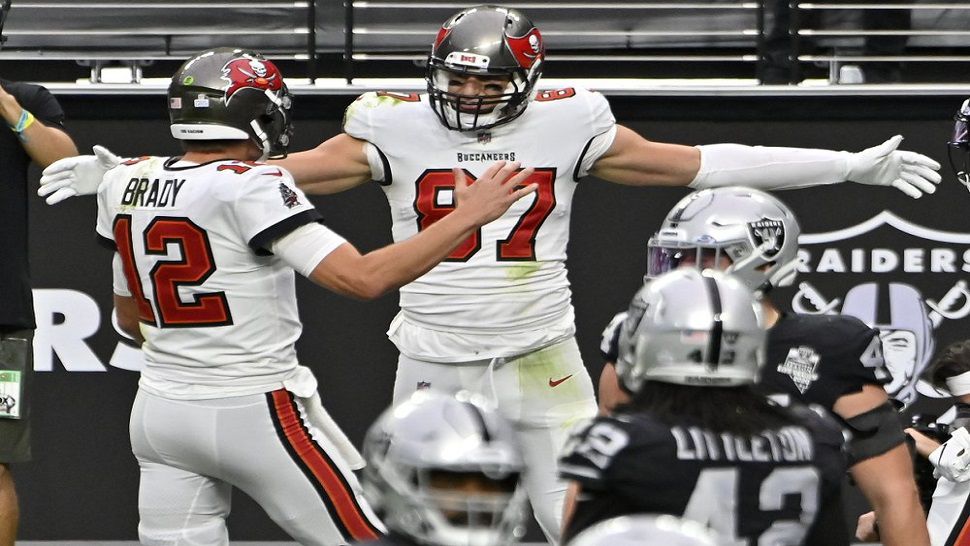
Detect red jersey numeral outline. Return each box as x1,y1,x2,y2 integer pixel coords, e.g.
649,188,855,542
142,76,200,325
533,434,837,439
535,88,576,102
113,215,232,328
412,168,556,262
376,91,421,102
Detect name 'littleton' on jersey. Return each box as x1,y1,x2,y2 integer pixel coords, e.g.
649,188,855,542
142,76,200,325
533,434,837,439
121,177,186,207
670,425,815,463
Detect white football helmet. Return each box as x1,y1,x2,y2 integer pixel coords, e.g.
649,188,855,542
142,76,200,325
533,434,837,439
647,186,801,294
568,514,718,546
616,268,766,393
361,391,527,546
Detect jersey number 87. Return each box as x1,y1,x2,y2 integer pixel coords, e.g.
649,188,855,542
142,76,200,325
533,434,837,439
414,167,556,261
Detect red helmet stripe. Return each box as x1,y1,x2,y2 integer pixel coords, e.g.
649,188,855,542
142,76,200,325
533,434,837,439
433,26,451,52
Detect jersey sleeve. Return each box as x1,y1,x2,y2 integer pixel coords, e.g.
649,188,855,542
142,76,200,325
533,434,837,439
226,164,324,255
574,88,617,179
342,92,378,143
599,311,627,362
95,165,130,248
810,318,889,407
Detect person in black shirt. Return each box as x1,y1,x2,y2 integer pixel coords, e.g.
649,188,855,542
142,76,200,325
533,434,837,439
597,187,928,545
561,268,848,544
0,73,78,546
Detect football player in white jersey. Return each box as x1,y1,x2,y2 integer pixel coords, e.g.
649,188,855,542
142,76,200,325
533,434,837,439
94,47,534,546
39,5,943,541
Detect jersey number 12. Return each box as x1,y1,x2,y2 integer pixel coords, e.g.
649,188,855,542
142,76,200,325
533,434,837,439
114,215,232,328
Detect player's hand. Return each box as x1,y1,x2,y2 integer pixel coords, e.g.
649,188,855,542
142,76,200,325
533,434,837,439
453,161,537,225
846,135,942,199
38,145,121,204
854,511,879,542
905,427,942,458
930,427,970,482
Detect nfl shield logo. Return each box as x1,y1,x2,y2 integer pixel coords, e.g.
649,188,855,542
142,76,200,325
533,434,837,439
477,132,491,144
416,381,431,390
747,217,785,258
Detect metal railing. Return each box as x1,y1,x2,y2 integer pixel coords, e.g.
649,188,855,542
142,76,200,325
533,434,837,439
344,1,766,82
790,2,970,83
0,1,967,84
1,1,319,81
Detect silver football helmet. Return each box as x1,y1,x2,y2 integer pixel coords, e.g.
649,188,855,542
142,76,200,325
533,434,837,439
426,5,544,131
616,268,766,392
647,186,801,294
361,390,527,546
568,514,718,546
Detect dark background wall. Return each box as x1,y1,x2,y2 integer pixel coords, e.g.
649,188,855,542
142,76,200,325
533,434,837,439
18,91,965,540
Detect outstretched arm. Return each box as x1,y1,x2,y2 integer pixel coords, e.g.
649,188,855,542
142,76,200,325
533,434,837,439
271,133,373,195
283,161,537,300
39,132,375,204
590,125,941,198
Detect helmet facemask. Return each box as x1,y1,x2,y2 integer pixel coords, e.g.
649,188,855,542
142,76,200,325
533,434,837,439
948,98,970,192
427,59,539,132
405,469,526,546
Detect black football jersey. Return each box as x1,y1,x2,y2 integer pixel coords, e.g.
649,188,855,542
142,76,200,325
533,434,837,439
600,310,889,412
560,406,847,545
762,313,889,412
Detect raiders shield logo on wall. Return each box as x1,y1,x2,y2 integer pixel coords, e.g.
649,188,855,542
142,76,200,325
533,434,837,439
747,217,786,259
785,211,970,409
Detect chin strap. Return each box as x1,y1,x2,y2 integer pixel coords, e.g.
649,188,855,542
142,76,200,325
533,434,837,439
250,120,270,162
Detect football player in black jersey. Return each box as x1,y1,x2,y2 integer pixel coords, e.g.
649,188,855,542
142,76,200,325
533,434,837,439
597,186,928,545
561,268,848,544
353,390,528,546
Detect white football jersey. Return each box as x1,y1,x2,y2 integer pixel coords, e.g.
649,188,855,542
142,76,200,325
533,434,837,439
344,87,616,361
96,157,345,399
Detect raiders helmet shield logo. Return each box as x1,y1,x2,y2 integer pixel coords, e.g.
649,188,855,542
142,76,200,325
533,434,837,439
221,56,283,104
747,217,786,259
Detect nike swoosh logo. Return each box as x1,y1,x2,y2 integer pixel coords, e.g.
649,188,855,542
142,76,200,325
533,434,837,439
549,374,574,388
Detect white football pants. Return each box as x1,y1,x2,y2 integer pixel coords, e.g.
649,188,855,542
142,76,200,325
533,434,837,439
392,337,597,544
129,388,384,545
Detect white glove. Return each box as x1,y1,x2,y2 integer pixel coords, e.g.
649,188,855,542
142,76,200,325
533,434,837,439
38,145,121,205
930,427,970,482
846,135,942,199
